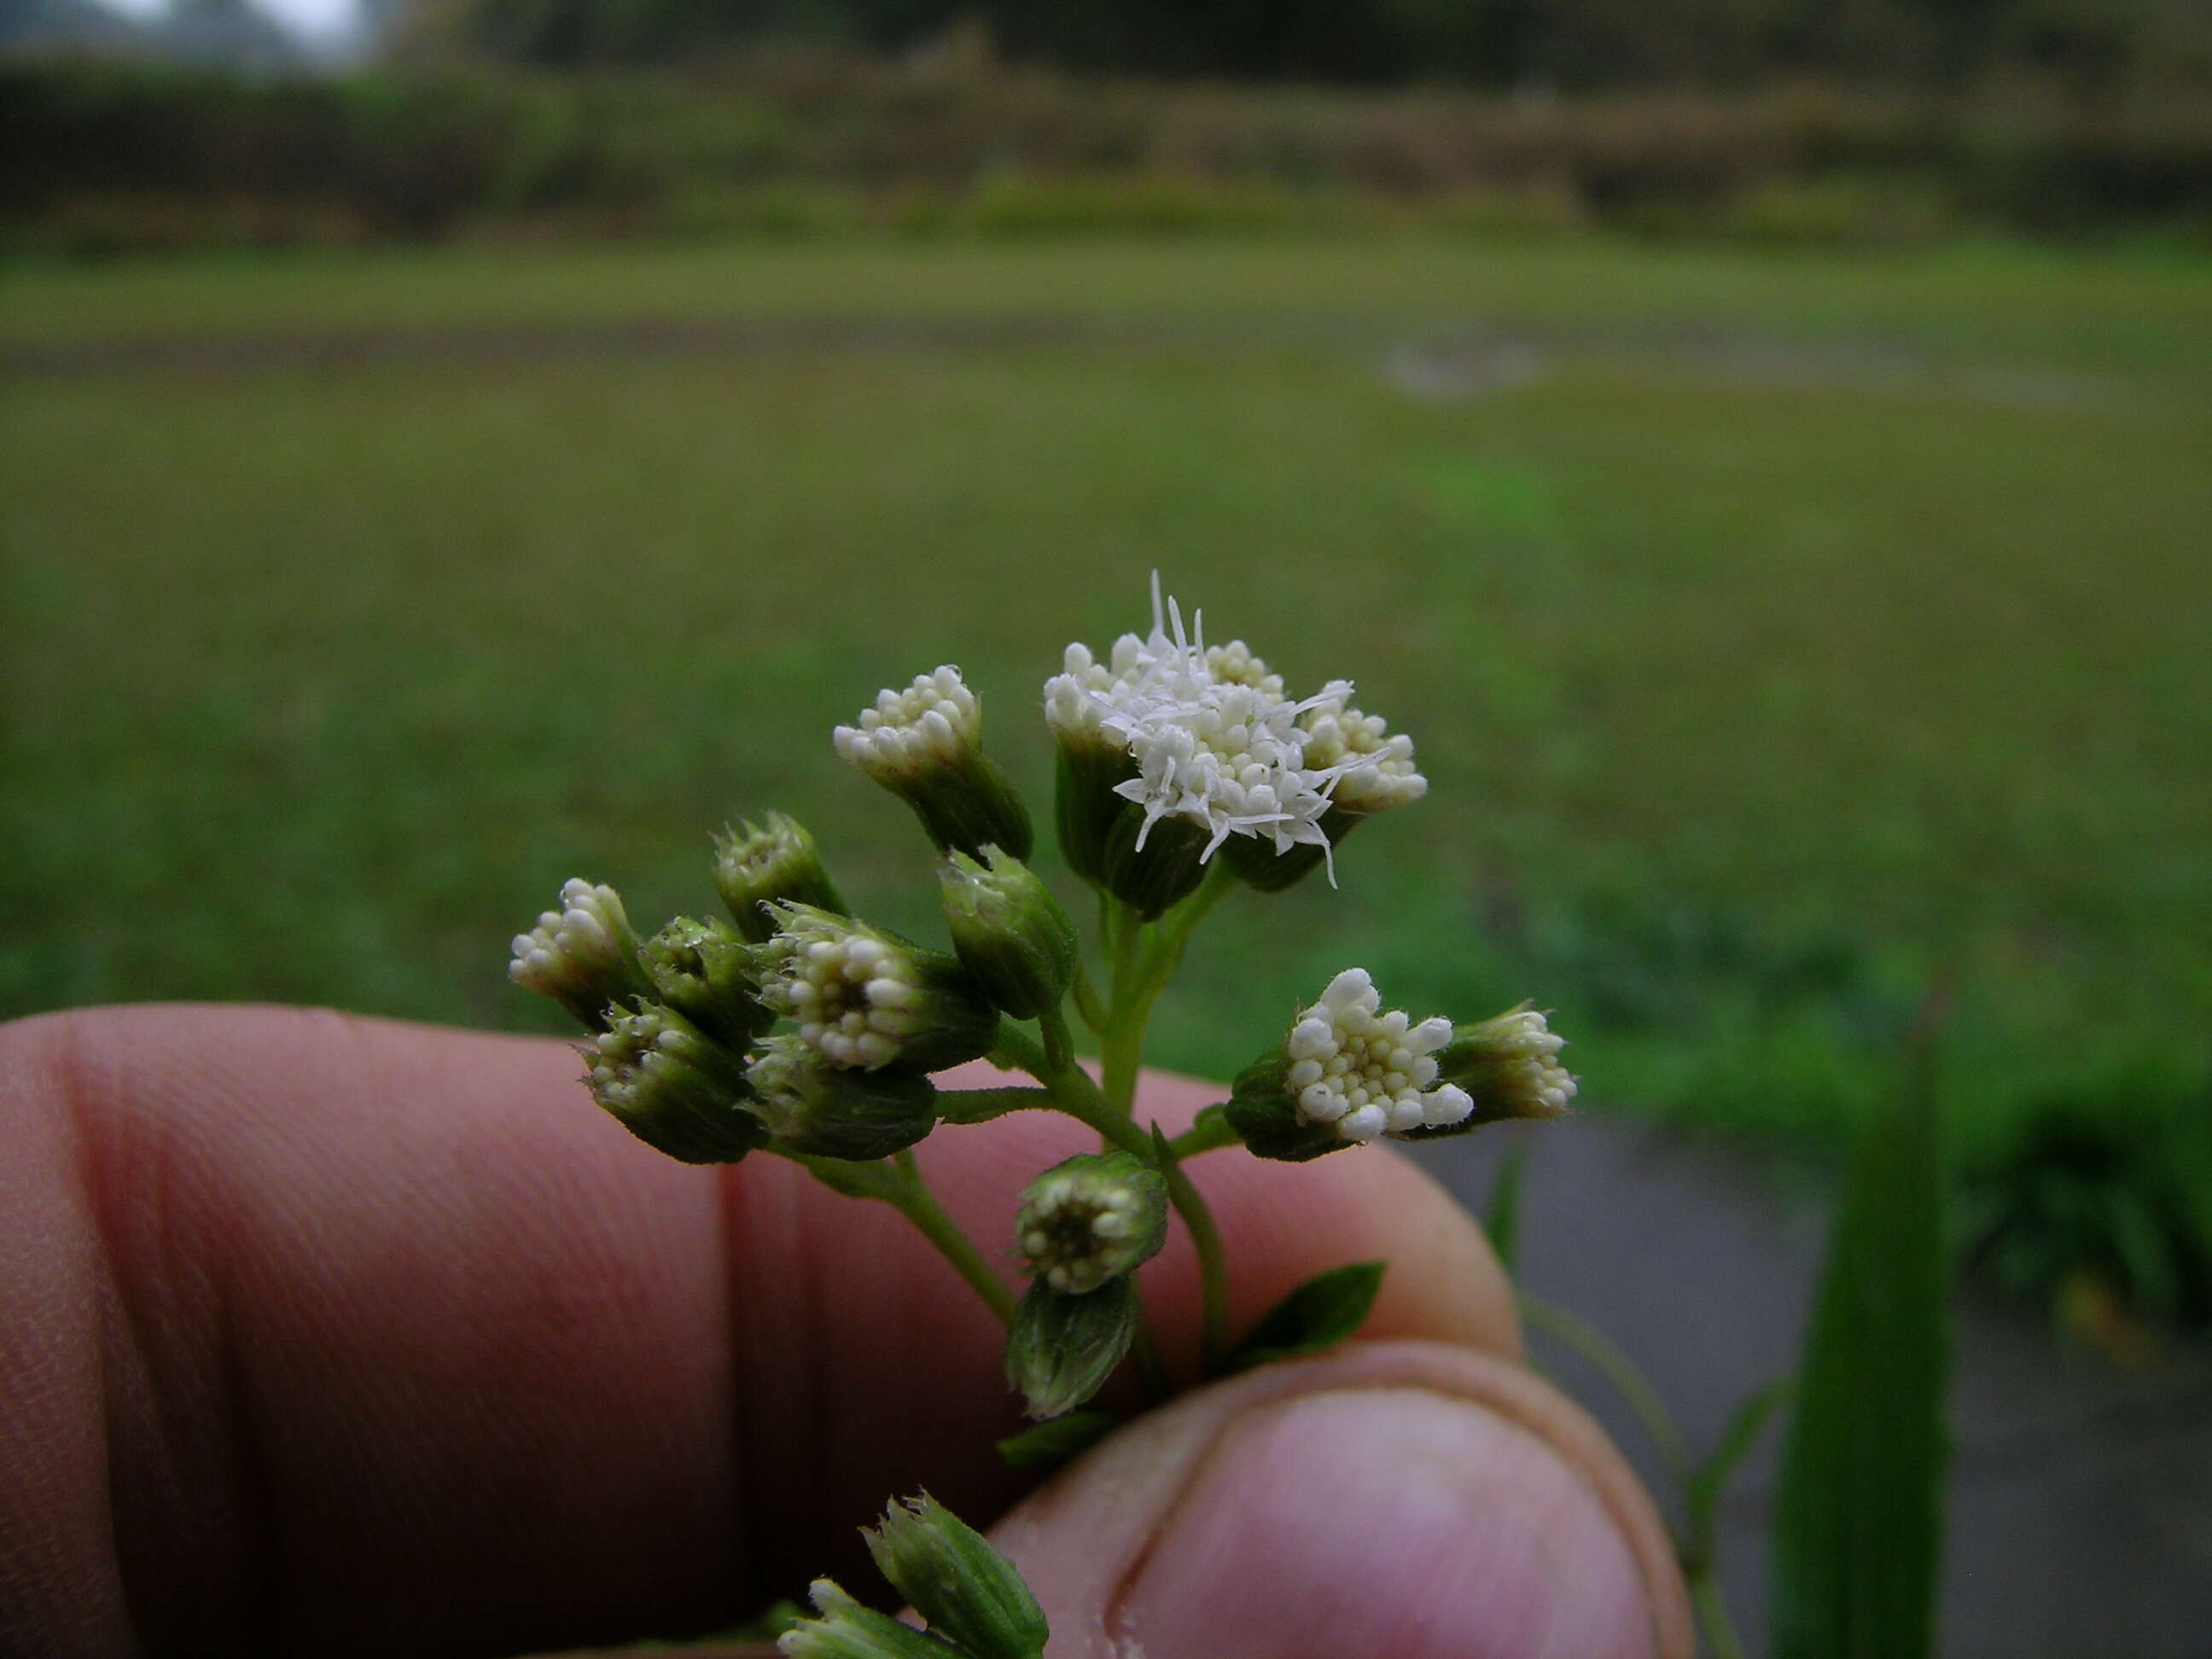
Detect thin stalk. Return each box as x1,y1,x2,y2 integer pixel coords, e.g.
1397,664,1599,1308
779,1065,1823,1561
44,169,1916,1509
1039,1003,1076,1075
1691,1575,1750,1659
890,1150,1016,1324
1126,1286,1171,1406
1165,1110,1240,1161
1517,1293,1691,1485
1153,1129,1231,1376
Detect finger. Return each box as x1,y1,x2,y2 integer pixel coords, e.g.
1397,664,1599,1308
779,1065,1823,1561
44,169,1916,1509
991,1340,1695,1659
0,1005,1514,1656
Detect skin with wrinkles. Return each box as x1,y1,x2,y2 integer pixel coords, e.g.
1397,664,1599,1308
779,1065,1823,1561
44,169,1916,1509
1,1004,1580,1656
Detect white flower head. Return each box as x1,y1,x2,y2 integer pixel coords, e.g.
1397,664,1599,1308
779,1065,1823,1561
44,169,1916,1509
1301,694,1428,815
753,907,928,1070
1284,968,1472,1144
509,879,630,991
833,665,981,786
1441,1004,1578,1120
509,878,649,1025
1048,573,1363,876
1015,1152,1168,1294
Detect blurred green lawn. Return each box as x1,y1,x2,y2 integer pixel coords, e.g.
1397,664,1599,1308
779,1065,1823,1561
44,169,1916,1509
5,236,2209,1184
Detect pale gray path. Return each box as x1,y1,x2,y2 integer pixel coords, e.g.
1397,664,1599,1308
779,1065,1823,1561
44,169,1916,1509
1421,1119,2212,1659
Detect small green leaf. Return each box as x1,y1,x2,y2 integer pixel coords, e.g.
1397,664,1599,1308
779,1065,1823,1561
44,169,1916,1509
996,1409,1121,1474
866,1494,1049,1659
1225,1260,1387,1373
1770,1033,1949,1659
1004,1276,1139,1419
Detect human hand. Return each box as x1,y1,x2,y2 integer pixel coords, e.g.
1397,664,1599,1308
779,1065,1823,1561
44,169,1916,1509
0,1004,1690,1657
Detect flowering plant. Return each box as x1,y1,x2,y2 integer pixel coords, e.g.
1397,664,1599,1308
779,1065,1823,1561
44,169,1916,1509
508,578,1575,1656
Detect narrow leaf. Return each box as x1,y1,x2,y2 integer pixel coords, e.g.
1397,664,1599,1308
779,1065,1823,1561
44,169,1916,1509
1225,1260,1387,1374
997,1409,1121,1474
1684,1375,1790,1570
1770,1040,1948,1659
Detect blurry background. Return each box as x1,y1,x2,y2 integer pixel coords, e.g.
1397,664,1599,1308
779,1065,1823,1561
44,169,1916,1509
4,2,2210,1650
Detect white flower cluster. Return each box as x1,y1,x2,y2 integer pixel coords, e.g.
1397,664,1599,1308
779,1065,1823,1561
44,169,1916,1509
1286,969,1473,1143
1016,1168,1150,1294
509,879,632,995
1477,1007,1580,1116
1044,575,1424,875
583,1004,697,1113
833,666,980,783
1300,695,1428,814
753,914,921,1069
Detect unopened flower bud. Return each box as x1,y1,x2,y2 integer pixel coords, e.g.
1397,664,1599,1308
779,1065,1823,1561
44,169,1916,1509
508,878,653,1029
1014,1152,1167,1293
940,847,1079,1019
713,813,847,943
864,1494,1050,1659
1411,1003,1578,1136
744,1035,939,1161
753,904,998,1074
834,666,1033,861
581,1002,767,1164
1005,1275,1141,1420
1225,968,1471,1161
639,916,772,1050
777,1579,950,1659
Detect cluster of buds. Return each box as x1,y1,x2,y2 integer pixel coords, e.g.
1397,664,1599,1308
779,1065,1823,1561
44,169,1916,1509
1223,975,1578,1162
506,880,651,1029
713,812,847,942
835,666,1032,862
1004,1152,1168,1418
579,1003,767,1165
782,1495,1049,1659
750,903,998,1074
1045,576,1428,915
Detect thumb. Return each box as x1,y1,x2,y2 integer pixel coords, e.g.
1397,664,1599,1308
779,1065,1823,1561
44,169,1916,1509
989,1338,1696,1659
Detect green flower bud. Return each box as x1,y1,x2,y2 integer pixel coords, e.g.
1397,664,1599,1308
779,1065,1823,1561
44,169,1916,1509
1014,1152,1167,1294
1401,1003,1577,1139
834,666,1033,861
1050,731,1139,891
939,847,1079,1019
754,904,999,1074
1225,969,1475,1161
581,1002,767,1164
864,1494,1050,1659
744,1036,939,1161
1005,1274,1141,1420
777,1579,949,1659
640,916,772,1049
1097,805,1212,921
508,878,653,1030
713,813,847,944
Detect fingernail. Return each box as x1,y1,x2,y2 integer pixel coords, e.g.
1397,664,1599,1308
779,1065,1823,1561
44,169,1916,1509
1116,1386,1654,1659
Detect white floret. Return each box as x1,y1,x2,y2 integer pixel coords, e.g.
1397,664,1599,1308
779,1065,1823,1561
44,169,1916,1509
754,913,923,1069
509,878,630,991
1284,968,1472,1144
1301,696,1428,815
833,666,981,782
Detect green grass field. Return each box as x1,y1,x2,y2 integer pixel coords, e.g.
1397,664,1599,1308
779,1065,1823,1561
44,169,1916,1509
6,236,2209,1197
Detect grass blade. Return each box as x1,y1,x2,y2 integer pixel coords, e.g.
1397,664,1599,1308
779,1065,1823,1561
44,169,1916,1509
1770,1024,1949,1659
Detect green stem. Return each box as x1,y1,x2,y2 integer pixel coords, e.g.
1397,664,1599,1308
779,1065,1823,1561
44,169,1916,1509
1691,1575,1750,1659
1127,1286,1171,1406
1517,1292,1691,1485
1153,1128,1231,1376
1040,1002,1075,1075
1166,1109,1240,1161
890,1150,1016,1324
